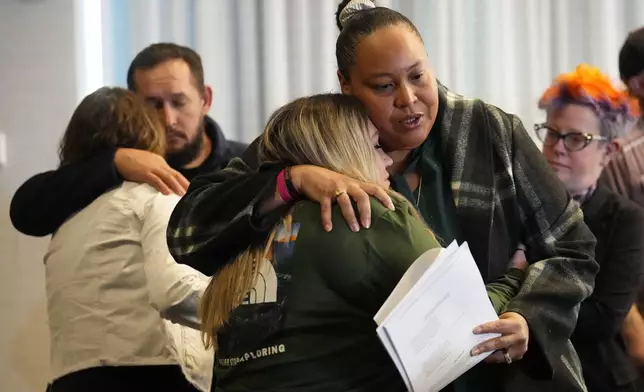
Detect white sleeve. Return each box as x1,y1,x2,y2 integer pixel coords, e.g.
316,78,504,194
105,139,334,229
139,191,210,329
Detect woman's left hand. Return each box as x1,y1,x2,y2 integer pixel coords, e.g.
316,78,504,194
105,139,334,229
470,312,529,364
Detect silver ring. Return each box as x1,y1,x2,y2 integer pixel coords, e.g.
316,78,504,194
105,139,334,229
503,350,512,364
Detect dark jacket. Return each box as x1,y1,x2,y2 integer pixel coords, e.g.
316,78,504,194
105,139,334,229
167,83,598,391
573,186,644,391
599,126,644,314
9,116,246,236
211,196,522,392
214,197,440,392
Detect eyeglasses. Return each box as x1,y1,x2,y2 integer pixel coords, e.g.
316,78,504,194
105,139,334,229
534,123,608,152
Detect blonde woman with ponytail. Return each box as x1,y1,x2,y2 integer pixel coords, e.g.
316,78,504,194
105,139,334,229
199,94,526,392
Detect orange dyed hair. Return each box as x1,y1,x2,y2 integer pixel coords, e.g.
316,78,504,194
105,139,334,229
539,64,639,138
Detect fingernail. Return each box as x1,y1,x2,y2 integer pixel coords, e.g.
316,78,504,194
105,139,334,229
351,224,360,232
324,224,332,232
473,326,482,334
388,203,395,211
362,219,371,229
471,347,480,356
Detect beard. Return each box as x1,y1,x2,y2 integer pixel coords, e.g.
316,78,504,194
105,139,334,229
166,125,205,169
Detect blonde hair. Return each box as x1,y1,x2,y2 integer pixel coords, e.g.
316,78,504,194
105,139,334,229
199,94,388,349
260,94,381,183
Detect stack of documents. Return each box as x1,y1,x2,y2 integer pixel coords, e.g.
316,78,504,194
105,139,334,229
374,241,500,392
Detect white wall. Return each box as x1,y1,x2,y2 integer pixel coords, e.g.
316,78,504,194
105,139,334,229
0,1,81,391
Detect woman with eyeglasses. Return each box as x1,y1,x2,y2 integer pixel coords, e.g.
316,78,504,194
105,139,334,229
537,64,644,392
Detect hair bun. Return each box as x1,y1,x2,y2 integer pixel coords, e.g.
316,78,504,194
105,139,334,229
338,0,376,29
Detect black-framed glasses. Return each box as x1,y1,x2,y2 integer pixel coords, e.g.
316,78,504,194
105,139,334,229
534,123,608,152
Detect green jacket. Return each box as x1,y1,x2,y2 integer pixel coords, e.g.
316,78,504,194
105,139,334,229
214,196,438,391
214,196,524,392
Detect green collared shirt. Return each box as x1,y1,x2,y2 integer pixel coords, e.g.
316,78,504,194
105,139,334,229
389,113,461,246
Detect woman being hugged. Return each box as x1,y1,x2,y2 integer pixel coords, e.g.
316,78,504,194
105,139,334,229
200,93,528,392
168,1,598,391
46,87,211,392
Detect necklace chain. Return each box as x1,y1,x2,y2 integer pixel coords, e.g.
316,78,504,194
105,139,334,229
415,176,423,207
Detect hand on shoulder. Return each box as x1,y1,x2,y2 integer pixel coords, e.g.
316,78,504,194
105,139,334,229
290,165,394,233
114,148,189,196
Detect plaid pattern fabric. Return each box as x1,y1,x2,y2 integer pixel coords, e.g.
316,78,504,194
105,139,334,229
437,86,596,391
167,83,598,390
167,137,289,276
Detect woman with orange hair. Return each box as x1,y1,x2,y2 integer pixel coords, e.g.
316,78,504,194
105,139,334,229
538,64,644,391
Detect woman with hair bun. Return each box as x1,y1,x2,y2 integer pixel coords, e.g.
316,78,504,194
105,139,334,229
168,1,598,391
199,93,530,391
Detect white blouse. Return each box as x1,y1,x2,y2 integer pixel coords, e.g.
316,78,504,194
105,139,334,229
44,182,212,389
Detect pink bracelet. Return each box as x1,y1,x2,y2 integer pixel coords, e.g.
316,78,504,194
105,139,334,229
277,170,293,202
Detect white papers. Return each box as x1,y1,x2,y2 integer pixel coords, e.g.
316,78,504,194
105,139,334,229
374,241,500,392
